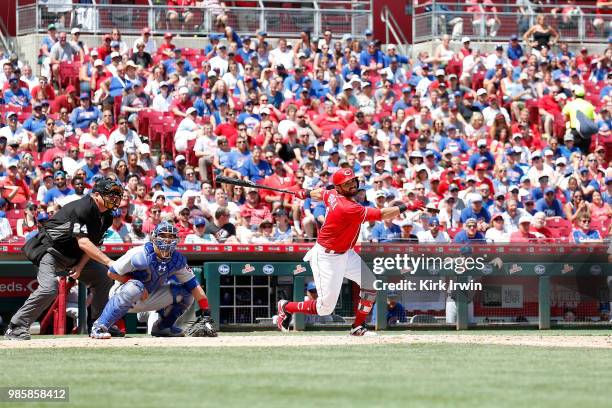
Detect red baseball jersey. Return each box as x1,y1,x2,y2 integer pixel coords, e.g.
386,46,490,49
317,190,382,252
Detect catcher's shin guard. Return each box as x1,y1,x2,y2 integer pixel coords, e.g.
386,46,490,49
96,280,145,328
158,285,193,330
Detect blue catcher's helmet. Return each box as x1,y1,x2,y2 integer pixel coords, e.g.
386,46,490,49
151,221,179,259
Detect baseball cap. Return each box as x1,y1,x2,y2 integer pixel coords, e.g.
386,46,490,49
435,69,445,76
193,217,206,227
519,215,532,224
428,217,440,226
544,187,555,195
54,170,66,179
462,36,471,43
491,212,504,221
175,155,186,163
469,193,483,203
306,281,317,292
375,190,386,199
476,88,487,96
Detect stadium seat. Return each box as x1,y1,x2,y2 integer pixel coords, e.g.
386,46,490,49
58,61,81,92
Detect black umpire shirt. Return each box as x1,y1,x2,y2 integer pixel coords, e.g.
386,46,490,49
42,195,113,260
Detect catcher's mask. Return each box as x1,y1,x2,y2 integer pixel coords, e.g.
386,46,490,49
152,222,179,259
93,177,124,210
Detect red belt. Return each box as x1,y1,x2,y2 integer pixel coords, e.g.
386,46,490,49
323,248,347,255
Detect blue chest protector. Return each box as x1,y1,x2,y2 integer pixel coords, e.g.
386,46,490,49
130,242,187,294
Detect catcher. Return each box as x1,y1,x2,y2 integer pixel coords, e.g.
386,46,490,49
90,222,216,339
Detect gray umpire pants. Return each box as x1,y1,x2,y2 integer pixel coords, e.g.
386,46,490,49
10,253,113,330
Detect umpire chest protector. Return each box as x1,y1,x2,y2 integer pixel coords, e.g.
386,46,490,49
24,195,113,266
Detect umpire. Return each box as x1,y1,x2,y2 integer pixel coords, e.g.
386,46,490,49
4,177,123,340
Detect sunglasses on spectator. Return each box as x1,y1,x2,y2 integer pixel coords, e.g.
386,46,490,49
119,121,127,125
151,209,160,214
186,172,195,176
180,211,189,216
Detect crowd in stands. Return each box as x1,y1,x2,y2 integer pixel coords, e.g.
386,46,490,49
0,15,610,246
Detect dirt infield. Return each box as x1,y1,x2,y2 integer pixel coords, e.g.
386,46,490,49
2,333,612,349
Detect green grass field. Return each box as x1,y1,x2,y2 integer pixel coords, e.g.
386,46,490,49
2,331,612,408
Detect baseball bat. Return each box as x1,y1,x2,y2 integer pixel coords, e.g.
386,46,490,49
215,175,297,195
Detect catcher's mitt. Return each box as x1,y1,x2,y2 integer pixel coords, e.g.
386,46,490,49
186,312,218,337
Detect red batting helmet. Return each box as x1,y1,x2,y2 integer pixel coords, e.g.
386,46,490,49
332,168,357,186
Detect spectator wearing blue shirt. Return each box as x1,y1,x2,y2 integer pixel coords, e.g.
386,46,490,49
535,188,565,218
392,88,413,114
237,36,255,62
572,215,602,243
160,171,185,200
460,193,491,224
163,49,194,74
22,101,47,134
531,175,552,201
70,93,101,131
371,292,407,325
42,170,75,205
382,44,409,68
558,133,581,159
602,177,612,205
438,125,470,155
283,69,305,95
359,42,384,70
371,219,401,242
577,167,600,202
468,139,495,170
217,136,240,175
504,148,525,184
507,35,524,62
240,146,272,183
453,218,485,243
4,76,32,107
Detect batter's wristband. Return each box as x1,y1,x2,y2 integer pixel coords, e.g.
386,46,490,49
198,298,209,311
397,203,408,214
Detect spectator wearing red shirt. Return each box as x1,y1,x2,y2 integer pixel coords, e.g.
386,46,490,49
41,134,69,163
50,85,77,114
97,34,112,62
529,211,554,242
511,117,542,151
166,0,195,31
510,216,537,242
142,205,163,234
314,101,347,139
437,168,461,196
576,47,593,67
474,163,495,193
214,109,239,147
30,75,56,102
0,163,31,205
171,86,193,119
97,108,116,138
344,110,369,142
240,188,272,228
261,158,296,210
174,205,193,240
158,32,176,58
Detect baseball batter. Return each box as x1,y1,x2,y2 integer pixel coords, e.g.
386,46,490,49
278,168,411,336
90,222,216,339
